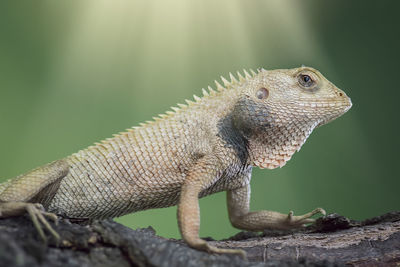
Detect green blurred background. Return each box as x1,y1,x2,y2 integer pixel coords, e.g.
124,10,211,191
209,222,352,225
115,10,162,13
0,0,399,239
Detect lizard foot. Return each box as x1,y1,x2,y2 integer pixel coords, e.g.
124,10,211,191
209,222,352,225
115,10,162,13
25,203,60,242
284,207,326,228
191,239,247,259
0,201,60,242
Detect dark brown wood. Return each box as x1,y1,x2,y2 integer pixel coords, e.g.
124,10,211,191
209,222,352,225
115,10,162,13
0,212,399,266
218,213,400,266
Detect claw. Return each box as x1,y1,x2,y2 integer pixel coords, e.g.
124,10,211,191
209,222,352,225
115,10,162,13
26,204,46,241
316,208,327,216
285,208,326,228
26,203,60,242
288,210,294,220
296,208,325,220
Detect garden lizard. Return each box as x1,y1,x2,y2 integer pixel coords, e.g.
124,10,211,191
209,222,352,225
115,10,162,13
0,67,352,256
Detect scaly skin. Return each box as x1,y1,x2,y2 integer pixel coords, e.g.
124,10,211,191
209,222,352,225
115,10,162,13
0,67,351,256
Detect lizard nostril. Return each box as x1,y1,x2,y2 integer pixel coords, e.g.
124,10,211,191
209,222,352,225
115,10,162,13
338,92,343,97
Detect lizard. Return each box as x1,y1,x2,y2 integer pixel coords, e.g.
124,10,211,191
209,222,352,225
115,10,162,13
0,66,352,257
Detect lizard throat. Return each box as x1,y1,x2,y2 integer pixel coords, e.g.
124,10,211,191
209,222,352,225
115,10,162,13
248,121,319,169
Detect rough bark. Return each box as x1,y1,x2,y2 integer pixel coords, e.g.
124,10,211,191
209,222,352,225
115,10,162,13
0,212,399,267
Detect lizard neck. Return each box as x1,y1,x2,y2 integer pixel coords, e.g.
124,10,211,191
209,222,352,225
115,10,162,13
247,121,319,169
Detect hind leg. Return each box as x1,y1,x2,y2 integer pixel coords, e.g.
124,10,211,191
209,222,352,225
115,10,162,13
0,160,69,241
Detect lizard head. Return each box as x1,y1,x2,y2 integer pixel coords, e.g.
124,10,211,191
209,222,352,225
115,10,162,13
231,66,352,169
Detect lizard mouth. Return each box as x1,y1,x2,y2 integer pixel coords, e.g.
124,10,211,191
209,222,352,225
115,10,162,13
317,96,352,126
295,96,352,110
293,94,352,128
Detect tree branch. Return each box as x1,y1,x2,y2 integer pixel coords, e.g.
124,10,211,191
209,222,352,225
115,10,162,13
0,212,399,266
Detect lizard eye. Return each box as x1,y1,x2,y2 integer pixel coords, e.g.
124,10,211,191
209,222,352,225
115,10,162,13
298,74,314,88
256,87,269,99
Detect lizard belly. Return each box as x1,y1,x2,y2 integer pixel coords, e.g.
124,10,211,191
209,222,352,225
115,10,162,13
47,155,248,219
47,143,193,219
48,170,186,219
46,114,239,219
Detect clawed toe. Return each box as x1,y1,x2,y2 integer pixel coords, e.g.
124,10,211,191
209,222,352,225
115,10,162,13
310,208,326,216
286,207,326,228
26,203,60,241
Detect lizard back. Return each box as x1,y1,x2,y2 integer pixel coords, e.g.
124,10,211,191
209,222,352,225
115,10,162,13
47,86,249,219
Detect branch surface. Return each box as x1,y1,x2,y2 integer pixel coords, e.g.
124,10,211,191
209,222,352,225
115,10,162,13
0,212,399,266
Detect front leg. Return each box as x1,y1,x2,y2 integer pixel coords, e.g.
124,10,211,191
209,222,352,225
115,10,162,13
227,183,325,231
177,155,246,257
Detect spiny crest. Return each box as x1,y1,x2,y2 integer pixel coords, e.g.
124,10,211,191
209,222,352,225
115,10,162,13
220,76,230,87
86,68,263,150
193,94,201,102
214,80,224,92
243,69,251,79
237,71,245,82
102,68,260,135
216,68,258,90
202,88,209,97
207,86,216,96
176,68,258,111
229,72,238,84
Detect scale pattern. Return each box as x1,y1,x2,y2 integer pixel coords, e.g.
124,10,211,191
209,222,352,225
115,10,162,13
1,66,352,224
0,161,68,203
47,83,250,219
